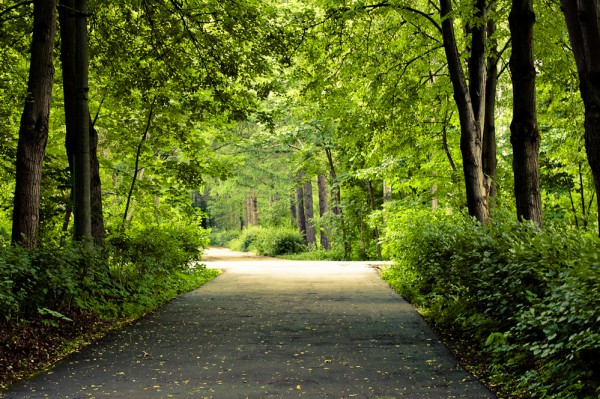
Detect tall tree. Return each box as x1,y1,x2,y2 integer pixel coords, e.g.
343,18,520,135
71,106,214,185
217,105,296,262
317,174,331,250
561,0,600,235
59,0,103,244
483,19,498,198
11,0,58,248
303,177,316,246
509,0,543,225
295,184,307,240
72,0,91,241
440,0,490,224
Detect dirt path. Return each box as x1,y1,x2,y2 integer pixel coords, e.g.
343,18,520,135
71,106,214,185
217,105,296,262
2,248,496,398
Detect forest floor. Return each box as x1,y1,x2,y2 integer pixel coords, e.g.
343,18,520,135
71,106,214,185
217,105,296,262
1,248,496,398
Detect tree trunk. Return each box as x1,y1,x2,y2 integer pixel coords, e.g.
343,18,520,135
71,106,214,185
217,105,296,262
295,185,307,241
250,192,259,226
367,180,382,259
561,0,600,235
509,0,543,226
89,119,104,245
468,0,488,127
60,0,103,244
440,0,490,224
11,0,58,248
303,177,316,246
483,19,498,198
72,0,92,241
317,174,331,250
325,147,349,258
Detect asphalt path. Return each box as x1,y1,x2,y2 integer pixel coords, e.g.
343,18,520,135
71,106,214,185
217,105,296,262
2,247,496,399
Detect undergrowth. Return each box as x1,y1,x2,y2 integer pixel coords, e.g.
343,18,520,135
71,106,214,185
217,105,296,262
228,226,305,256
380,206,599,398
0,223,219,389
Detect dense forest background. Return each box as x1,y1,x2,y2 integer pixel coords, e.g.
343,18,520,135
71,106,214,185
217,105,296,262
1,0,599,397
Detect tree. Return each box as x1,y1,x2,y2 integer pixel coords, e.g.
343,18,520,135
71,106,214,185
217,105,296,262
303,176,316,246
317,174,331,250
483,18,499,198
59,0,98,243
561,0,600,235
509,0,543,225
11,0,58,248
440,0,490,224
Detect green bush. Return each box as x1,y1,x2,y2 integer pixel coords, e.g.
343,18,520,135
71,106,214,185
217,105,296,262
229,226,305,256
381,206,600,398
209,229,241,247
107,223,208,278
0,223,211,324
253,227,305,256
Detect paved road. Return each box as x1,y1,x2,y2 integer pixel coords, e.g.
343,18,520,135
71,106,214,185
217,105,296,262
2,248,496,399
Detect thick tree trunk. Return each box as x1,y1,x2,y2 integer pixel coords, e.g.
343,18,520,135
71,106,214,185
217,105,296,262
440,0,490,224
12,0,58,248
73,0,92,241
60,0,103,244
303,177,316,246
509,0,543,226
468,0,488,126
561,0,600,235
317,174,331,250
483,19,498,197
295,185,307,241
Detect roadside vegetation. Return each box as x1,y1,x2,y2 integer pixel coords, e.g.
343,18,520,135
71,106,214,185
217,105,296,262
381,207,599,399
0,224,218,389
2,0,600,397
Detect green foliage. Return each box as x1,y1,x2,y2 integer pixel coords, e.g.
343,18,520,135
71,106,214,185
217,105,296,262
381,206,600,398
0,223,214,325
280,247,345,261
229,226,305,256
209,229,242,247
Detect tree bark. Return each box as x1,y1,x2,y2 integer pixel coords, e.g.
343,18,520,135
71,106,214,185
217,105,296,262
440,0,490,224
11,0,58,248
89,118,104,245
325,147,349,258
483,19,498,197
367,180,382,259
60,0,103,244
72,0,92,241
468,0,488,127
561,0,600,235
294,185,307,241
509,0,543,226
250,192,259,226
317,174,331,250
303,177,316,246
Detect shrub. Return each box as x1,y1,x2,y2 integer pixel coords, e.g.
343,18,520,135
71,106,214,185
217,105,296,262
253,227,305,256
209,229,241,247
229,226,305,256
381,206,600,398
